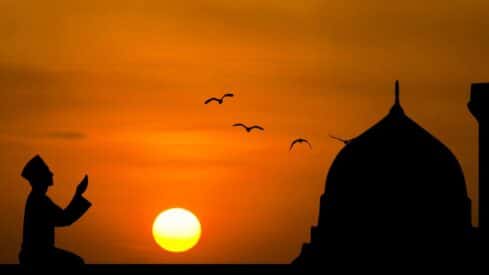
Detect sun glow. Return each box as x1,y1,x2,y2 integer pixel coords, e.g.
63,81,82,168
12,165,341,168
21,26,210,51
152,208,201,253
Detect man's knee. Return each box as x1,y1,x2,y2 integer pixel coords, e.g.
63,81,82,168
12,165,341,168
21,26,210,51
19,248,85,271
54,248,85,266
71,253,85,266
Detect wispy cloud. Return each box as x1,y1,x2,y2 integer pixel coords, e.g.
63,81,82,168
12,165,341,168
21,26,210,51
46,131,86,140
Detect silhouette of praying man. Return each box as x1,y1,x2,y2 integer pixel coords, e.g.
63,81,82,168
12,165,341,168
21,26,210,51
18,155,91,268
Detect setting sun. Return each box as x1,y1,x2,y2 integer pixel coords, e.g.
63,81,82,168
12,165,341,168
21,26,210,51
152,208,202,253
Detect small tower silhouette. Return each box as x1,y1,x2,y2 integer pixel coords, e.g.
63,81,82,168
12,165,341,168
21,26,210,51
468,83,489,244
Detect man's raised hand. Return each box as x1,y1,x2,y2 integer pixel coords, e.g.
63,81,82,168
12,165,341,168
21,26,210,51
76,175,88,196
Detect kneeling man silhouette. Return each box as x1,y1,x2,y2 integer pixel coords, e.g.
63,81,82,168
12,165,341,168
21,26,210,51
19,155,92,269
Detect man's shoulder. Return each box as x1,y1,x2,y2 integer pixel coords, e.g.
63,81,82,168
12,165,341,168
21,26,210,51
27,191,52,205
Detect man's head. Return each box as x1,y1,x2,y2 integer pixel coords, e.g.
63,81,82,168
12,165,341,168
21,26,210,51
21,155,53,193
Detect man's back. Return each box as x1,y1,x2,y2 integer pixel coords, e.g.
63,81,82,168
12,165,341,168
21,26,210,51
21,192,57,252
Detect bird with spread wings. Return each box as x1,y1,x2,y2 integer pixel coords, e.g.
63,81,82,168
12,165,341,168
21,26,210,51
289,138,312,151
329,134,351,145
232,123,264,133
204,93,234,104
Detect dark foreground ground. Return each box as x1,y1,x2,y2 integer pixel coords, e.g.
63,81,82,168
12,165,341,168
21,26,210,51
1,262,484,274
0,264,303,274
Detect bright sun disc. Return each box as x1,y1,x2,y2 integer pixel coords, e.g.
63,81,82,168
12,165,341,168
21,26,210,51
152,208,201,253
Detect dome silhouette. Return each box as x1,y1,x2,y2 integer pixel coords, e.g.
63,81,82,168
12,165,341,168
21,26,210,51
294,81,474,264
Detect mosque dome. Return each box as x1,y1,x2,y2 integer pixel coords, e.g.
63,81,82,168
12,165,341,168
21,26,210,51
294,82,473,265
318,82,472,238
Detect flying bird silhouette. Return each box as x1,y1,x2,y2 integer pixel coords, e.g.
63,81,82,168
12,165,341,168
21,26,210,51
204,93,234,104
289,138,312,151
329,134,351,145
232,123,264,133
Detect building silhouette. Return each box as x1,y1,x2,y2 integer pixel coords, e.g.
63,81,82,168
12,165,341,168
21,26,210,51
469,83,489,247
294,81,485,266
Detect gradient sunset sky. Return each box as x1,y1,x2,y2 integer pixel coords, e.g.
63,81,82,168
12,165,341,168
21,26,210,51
1,0,488,263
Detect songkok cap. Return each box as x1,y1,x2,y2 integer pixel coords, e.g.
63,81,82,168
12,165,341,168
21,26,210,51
21,155,49,182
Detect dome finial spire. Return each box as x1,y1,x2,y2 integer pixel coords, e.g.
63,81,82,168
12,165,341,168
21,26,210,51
395,80,400,106
389,80,404,114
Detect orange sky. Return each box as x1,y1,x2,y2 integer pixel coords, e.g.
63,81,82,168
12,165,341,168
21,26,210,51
0,0,488,263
